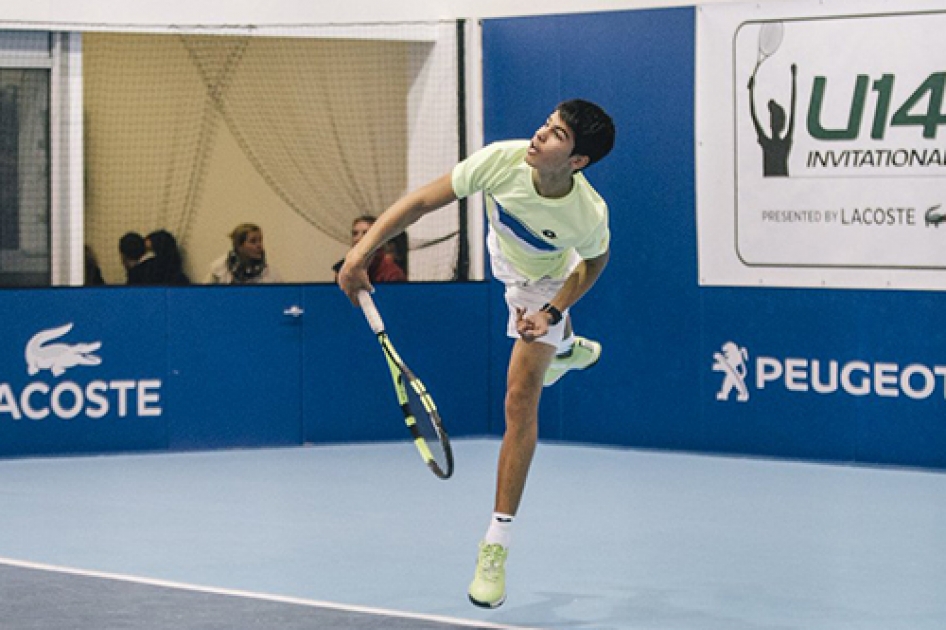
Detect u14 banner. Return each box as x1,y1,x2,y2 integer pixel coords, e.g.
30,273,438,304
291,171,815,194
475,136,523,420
697,0,946,290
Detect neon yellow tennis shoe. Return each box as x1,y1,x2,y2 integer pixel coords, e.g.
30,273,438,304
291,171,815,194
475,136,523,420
468,541,508,608
544,336,602,387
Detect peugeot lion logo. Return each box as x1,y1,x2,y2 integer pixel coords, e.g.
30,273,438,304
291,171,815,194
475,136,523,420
712,341,750,402
25,323,102,377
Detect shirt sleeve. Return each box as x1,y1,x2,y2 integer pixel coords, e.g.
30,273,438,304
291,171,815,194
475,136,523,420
451,140,528,199
573,215,611,260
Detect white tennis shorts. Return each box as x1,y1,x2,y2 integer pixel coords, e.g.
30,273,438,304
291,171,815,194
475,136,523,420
488,231,578,350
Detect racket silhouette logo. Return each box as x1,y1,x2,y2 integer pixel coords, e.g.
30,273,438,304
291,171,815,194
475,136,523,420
713,341,750,402
746,21,797,177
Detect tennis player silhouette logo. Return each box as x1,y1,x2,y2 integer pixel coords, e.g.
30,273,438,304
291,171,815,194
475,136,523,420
713,341,750,402
25,323,102,377
747,22,797,177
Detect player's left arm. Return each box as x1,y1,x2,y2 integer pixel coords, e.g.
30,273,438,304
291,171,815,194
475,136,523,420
550,248,610,313
517,249,609,340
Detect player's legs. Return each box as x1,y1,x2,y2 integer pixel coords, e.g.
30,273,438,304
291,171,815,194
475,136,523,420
471,232,575,607
495,338,557,516
469,338,555,608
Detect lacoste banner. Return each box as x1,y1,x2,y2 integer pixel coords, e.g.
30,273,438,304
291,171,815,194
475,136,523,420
697,0,946,290
0,312,169,457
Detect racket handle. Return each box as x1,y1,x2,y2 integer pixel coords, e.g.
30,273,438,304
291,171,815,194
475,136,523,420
357,290,385,334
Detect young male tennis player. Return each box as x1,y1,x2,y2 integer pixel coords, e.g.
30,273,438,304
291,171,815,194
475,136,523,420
337,99,615,608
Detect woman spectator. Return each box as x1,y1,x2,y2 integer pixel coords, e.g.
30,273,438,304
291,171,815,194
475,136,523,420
206,223,282,284
145,229,191,285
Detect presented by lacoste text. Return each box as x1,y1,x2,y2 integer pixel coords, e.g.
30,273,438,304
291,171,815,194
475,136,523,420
762,208,918,225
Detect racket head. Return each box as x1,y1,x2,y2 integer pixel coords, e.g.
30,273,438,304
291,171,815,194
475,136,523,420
758,22,784,57
379,334,454,479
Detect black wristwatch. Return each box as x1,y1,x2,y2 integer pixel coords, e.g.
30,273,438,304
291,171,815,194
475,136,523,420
540,303,563,326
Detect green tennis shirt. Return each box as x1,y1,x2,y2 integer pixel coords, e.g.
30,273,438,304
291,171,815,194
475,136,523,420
452,140,610,281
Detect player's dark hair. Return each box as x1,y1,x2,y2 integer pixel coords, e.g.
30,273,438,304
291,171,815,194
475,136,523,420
556,99,616,168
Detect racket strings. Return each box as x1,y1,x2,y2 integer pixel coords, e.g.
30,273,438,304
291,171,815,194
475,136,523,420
758,22,784,57
404,376,452,476
379,334,453,479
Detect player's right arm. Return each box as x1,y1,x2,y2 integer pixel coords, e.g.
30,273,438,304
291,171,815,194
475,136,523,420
337,173,457,304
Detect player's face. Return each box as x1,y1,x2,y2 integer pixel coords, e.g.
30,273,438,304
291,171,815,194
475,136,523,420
526,110,579,171
238,229,264,260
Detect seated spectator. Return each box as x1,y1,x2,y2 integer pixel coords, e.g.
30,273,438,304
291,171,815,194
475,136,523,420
388,231,409,278
119,232,160,284
206,223,282,284
145,229,190,285
332,215,406,282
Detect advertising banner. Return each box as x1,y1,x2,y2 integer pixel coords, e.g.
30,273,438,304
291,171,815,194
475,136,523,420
697,0,946,290
0,291,170,457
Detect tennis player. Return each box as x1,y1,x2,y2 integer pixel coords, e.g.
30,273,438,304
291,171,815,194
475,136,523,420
337,99,615,608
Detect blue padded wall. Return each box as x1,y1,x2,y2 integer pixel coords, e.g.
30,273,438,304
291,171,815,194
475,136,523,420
481,8,946,469
483,8,703,449
2,6,946,471
0,284,491,459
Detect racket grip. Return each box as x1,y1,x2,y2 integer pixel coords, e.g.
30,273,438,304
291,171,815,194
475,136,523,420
357,290,385,334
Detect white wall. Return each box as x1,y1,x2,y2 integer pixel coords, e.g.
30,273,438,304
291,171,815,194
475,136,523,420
0,0,789,29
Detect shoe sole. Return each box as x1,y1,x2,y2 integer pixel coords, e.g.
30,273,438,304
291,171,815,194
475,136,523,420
469,593,506,609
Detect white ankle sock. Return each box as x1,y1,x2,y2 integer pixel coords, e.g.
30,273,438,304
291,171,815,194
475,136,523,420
556,336,575,357
484,512,514,548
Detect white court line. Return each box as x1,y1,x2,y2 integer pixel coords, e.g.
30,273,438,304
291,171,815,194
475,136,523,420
0,556,541,630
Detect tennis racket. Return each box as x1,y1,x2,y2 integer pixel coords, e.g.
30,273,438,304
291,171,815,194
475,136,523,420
751,21,784,80
358,290,454,480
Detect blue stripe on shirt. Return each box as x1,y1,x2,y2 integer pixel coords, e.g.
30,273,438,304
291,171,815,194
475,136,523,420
492,196,558,252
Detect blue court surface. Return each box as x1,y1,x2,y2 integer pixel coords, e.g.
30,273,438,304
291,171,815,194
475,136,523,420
0,439,944,629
